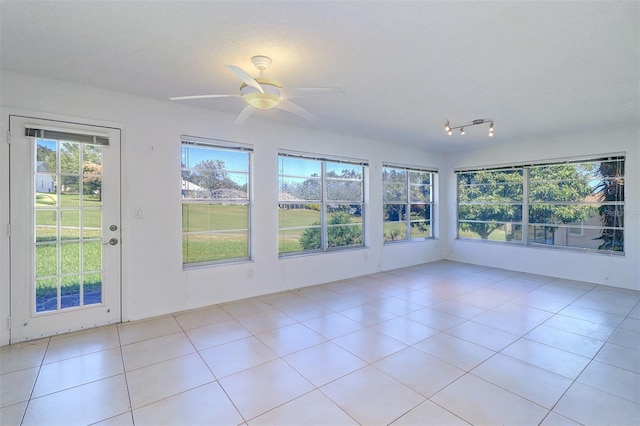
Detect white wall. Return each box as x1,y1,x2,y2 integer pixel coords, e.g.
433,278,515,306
444,125,640,291
0,71,445,346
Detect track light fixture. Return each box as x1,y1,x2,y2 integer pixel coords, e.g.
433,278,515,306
445,119,495,137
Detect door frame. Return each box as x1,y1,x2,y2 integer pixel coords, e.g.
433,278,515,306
7,111,124,343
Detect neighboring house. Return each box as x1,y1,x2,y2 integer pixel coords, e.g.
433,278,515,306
35,161,55,193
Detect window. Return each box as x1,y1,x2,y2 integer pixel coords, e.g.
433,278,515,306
383,165,435,242
181,140,251,266
278,153,366,256
456,156,625,254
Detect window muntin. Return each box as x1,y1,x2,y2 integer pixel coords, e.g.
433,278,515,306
181,141,251,266
456,157,625,253
383,165,435,243
278,154,365,256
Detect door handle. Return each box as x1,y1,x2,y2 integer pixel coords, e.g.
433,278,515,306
103,238,118,246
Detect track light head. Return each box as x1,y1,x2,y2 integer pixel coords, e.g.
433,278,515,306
460,127,465,135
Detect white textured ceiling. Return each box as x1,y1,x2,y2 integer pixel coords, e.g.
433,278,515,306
1,1,638,152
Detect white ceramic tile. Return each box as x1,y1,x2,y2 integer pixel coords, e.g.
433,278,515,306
559,305,625,327
45,325,120,363
248,390,358,426
118,316,182,346
413,333,495,371
199,336,278,379
372,317,438,345
403,307,466,331
32,347,124,398
501,338,591,379
284,341,366,387
220,298,275,318
447,321,519,351
390,400,470,426
275,300,333,322
374,296,426,315
539,412,582,426
256,323,325,356
543,314,616,341
471,353,572,408
218,358,314,420
577,360,640,404
126,353,214,409
302,312,364,339
121,332,195,371
339,303,397,326
332,328,407,363
0,367,38,407
374,347,465,397
321,366,425,426
92,412,134,426
173,305,232,330
608,327,640,350
594,342,640,373
235,309,297,334
526,325,605,358
259,290,307,307
185,318,251,351
0,339,48,375
133,382,243,425
431,374,548,425
554,382,640,425
0,402,27,426
429,300,487,319
470,309,543,336
23,375,130,426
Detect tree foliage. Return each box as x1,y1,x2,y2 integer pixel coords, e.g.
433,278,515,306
299,211,362,250
593,160,625,251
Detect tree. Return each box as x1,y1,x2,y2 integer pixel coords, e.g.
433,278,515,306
593,160,624,251
299,211,362,250
458,169,523,240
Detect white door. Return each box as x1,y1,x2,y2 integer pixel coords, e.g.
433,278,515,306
9,115,121,342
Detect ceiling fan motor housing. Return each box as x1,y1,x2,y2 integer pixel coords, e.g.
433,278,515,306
241,78,282,109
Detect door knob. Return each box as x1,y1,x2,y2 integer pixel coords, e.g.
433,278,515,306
103,238,118,246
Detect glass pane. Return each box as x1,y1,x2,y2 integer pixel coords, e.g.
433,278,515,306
60,176,80,206
84,274,102,306
384,222,407,242
37,139,57,172
529,181,595,203
83,144,102,166
182,203,248,232
410,185,431,202
383,168,406,184
183,232,248,263
60,210,80,240
279,176,321,201
83,241,102,272
410,171,431,185
326,206,363,248
326,162,362,180
83,209,102,239
528,225,606,250
458,223,523,242
185,171,248,197
528,204,601,226
61,275,81,309
36,210,57,242
36,244,57,277
458,182,523,202
278,156,321,177
35,185,58,207
327,204,362,222
384,183,407,203
278,205,321,229
35,278,58,312
60,142,81,174
458,204,523,222
60,242,80,274
384,204,407,222
458,169,523,185
410,221,431,239
279,226,321,253
327,180,363,201
410,204,431,221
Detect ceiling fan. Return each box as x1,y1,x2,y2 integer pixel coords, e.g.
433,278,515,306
170,55,344,124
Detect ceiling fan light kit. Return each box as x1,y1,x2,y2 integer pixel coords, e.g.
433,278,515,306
445,119,494,137
171,55,344,124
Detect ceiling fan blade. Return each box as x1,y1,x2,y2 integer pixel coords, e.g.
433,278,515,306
276,100,320,123
224,64,264,94
281,87,345,99
169,94,240,100
235,105,256,125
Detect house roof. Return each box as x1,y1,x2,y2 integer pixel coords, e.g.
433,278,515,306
1,1,638,152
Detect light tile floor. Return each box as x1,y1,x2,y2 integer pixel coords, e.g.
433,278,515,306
1,261,639,425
